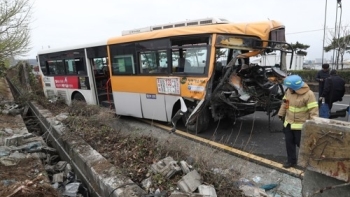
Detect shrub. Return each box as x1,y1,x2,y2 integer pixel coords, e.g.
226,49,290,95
290,70,350,84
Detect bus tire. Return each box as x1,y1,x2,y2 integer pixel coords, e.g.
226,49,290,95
73,92,86,102
186,107,210,134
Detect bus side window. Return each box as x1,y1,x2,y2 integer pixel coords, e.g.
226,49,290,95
75,58,86,75
65,59,77,74
139,50,168,74
112,55,135,75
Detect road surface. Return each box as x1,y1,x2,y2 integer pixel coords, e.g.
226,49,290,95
179,93,350,164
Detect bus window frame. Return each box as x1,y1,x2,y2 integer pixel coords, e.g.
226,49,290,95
64,58,83,75
138,49,169,75
170,45,210,76
111,54,135,75
47,59,65,76
214,34,263,50
108,34,212,77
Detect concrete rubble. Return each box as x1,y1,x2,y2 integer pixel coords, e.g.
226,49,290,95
1,103,24,116
143,156,279,197
144,156,216,196
0,103,88,197
299,118,350,197
2,77,304,196
0,130,89,196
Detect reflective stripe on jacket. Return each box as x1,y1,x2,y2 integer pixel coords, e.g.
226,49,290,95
278,83,319,130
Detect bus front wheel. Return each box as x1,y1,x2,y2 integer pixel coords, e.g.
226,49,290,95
72,92,86,102
185,107,210,134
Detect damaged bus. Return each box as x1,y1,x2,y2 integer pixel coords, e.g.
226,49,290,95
107,17,293,133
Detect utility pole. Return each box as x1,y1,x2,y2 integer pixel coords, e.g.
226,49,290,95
336,0,342,69
322,0,328,67
332,0,340,68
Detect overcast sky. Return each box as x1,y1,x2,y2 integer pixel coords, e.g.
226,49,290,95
26,0,349,61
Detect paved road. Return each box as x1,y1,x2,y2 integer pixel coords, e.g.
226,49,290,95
180,93,350,164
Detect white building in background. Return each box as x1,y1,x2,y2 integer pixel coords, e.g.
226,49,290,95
250,53,305,70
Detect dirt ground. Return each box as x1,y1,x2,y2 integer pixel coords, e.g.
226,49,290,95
4,67,246,196
0,78,59,197
62,102,245,196
0,158,58,197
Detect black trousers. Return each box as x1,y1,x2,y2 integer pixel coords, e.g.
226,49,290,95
284,124,301,164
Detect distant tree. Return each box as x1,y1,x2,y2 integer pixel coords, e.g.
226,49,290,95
0,0,32,63
324,24,350,69
278,42,309,71
287,41,310,56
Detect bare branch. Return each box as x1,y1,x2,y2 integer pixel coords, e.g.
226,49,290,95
0,0,32,60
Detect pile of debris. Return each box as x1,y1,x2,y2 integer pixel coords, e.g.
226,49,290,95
141,156,217,196
1,102,24,116
0,126,89,197
141,156,281,197
0,102,88,196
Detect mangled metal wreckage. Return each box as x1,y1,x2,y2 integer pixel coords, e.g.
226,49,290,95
172,35,293,133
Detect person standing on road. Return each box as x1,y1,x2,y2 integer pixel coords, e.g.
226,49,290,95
278,75,319,168
319,69,346,110
315,64,330,100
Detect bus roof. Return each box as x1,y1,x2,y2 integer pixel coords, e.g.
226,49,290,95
107,20,284,45
37,40,107,55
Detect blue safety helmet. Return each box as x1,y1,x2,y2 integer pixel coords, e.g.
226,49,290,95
283,75,304,91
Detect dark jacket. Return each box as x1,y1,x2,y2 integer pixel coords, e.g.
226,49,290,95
315,70,330,92
321,75,345,102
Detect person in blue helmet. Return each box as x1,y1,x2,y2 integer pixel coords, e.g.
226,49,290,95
278,75,319,168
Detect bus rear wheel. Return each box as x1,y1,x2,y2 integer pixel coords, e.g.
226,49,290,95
73,92,86,102
185,107,210,134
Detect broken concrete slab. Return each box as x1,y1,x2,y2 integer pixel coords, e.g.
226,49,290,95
169,190,206,197
62,182,81,197
0,156,18,166
198,185,217,197
54,161,67,172
30,152,47,159
239,185,268,197
151,156,182,179
302,169,350,197
179,160,191,174
4,135,24,146
298,117,350,182
0,146,11,157
55,113,69,121
141,177,152,191
52,172,64,183
4,128,13,134
8,151,26,159
177,170,202,193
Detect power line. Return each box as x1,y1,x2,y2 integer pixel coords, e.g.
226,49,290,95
287,28,324,35
286,26,345,35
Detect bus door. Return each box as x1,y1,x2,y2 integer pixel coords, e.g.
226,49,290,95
86,46,111,107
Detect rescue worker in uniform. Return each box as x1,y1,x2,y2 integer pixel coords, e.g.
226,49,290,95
278,75,319,168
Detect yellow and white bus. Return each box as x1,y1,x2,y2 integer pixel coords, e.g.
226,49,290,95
106,17,292,133
36,18,292,133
